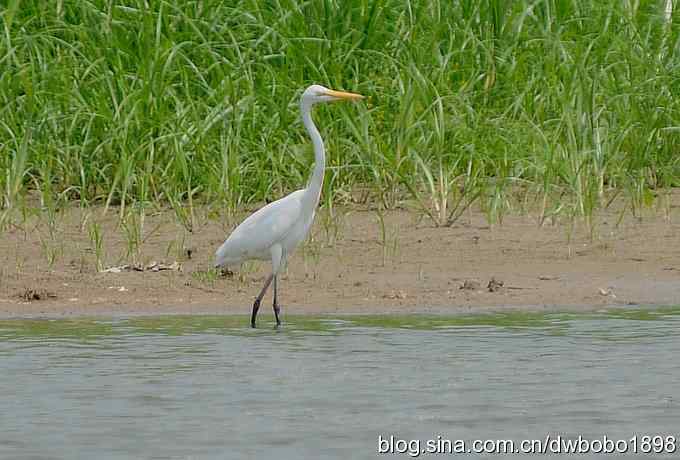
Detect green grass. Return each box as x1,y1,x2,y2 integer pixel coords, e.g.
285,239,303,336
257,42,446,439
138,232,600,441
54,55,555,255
1,0,679,228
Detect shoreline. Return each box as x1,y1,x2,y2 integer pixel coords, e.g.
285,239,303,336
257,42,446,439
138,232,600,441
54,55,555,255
2,205,680,319
0,301,674,320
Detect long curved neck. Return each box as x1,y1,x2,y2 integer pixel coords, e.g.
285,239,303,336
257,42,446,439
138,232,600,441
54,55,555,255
301,101,325,209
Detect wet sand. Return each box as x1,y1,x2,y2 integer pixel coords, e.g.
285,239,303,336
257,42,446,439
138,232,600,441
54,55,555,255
1,202,679,318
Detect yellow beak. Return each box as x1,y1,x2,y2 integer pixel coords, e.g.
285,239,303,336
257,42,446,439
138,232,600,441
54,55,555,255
323,88,364,101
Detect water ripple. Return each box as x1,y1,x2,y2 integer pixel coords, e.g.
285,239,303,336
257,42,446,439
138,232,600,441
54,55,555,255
0,307,679,459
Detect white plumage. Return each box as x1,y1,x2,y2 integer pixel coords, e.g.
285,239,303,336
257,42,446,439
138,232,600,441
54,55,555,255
215,84,364,327
215,190,307,267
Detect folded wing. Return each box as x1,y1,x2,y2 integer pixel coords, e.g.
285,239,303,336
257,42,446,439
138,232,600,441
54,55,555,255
215,189,305,267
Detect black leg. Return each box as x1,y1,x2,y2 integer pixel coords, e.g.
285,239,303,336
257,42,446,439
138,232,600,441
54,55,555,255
251,274,273,328
273,275,281,327
250,298,261,329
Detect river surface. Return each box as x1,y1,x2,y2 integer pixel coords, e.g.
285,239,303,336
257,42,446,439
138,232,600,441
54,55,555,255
1,308,679,459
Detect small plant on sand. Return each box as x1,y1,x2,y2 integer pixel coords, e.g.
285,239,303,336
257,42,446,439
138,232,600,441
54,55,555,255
121,207,143,265
166,231,188,262
35,200,63,269
317,200,342,247
37,233,61,269
88,220,105,272
374,208,400,267
406,155,483,227
301,237,323,280
191,267,224,285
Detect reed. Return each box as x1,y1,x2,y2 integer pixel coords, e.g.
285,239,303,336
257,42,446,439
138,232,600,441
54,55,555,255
0,0,677,229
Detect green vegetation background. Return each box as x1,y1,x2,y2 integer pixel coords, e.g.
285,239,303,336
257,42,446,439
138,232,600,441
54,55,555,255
1,0,679,226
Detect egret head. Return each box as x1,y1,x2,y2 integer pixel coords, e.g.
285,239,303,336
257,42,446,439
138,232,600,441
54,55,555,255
301,84,364,106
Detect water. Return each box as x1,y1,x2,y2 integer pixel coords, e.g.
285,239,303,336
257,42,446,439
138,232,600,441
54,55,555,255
1,308,679,459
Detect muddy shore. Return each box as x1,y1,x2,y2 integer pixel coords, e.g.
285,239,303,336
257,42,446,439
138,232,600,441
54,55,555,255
1,204,679,319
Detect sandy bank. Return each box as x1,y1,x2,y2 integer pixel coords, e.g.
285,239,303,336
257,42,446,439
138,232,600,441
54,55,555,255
1,204,679,319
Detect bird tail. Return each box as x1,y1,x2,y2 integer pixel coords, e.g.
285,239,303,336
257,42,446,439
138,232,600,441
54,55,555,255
214,240,236,269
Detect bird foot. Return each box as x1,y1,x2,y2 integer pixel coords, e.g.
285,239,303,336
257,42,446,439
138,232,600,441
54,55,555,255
251,299,262,328
273,305,282,328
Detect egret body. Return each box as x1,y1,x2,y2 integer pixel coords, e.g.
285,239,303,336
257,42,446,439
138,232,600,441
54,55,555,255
215,85,364,327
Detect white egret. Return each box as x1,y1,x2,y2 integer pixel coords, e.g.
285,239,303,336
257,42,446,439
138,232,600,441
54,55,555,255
215,84,364,328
